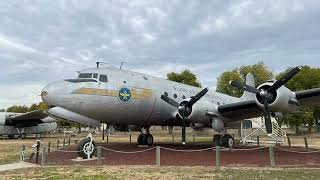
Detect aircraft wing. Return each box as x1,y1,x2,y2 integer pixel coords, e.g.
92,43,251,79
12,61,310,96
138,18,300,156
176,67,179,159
217,100,263,120
10,110,48,121
295,88,320,107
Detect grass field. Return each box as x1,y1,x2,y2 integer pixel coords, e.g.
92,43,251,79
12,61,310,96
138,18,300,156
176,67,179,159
2,166,320,180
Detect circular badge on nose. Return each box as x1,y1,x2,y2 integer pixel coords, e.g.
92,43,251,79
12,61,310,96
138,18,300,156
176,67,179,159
118,87,131,102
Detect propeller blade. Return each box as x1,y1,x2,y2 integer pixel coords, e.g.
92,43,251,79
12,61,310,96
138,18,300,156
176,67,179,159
181,107,186,145
161,95,180,108
230,80,260,94
263,99,272,134
268,67,300,92
186,88,209,107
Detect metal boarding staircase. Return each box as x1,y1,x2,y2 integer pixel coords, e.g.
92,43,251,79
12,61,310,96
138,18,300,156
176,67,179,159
241,118,286,144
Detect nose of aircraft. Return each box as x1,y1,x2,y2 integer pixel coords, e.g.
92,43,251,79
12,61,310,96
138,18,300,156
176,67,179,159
41,82,56,106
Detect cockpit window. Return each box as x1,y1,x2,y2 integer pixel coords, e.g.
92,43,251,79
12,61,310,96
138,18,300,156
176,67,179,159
99,75,108,82
78,73,92,78
93,73,98,79
65,79,97,83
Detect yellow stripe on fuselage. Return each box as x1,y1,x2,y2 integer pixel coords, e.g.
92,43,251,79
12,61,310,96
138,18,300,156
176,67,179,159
72,88,153,100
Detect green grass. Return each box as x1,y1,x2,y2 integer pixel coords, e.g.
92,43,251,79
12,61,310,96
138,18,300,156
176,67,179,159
2,166,320,180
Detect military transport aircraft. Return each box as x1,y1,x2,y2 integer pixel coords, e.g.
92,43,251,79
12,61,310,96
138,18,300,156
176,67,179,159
0,110,57,139
41,64,320,158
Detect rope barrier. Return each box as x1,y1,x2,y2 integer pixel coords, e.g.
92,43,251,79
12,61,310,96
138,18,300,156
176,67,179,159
101,146,156,154
230,146,268,151
274,146,320,154
160,146,216,152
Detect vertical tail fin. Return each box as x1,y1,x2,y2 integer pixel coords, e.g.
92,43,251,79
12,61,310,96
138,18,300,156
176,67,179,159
240,73,256,100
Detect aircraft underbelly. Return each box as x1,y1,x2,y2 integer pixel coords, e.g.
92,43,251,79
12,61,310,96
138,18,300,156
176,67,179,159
0,123,57,135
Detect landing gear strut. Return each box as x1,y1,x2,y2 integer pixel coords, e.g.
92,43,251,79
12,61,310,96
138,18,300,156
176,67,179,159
213,134,234,148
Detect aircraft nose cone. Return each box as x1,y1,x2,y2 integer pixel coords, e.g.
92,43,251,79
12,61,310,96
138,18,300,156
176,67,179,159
41,83,55,106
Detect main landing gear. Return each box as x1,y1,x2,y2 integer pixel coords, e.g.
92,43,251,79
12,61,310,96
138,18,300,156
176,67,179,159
213,134,234,148
137,128,154,146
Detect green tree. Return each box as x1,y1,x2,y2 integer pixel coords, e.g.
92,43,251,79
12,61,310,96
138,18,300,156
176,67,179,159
6,105,29,113
216,62,273,97
167,70,201,87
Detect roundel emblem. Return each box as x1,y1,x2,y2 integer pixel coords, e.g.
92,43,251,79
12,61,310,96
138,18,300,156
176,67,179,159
118,87,131,102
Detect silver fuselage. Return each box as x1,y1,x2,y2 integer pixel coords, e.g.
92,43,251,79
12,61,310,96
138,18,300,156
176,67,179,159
42,67,241,127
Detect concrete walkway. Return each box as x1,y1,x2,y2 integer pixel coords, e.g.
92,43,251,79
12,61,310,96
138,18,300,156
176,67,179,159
0,162,39,172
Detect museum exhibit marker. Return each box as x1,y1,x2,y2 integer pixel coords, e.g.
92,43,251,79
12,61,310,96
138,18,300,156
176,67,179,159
20,145,25,162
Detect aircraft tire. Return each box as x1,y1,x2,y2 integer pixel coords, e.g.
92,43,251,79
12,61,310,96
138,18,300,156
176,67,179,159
137,134,145,145
143,134,153,146
77,137,96,159
213,134,221,147
8,135,15,139
19,133,27,139
221,134,234,148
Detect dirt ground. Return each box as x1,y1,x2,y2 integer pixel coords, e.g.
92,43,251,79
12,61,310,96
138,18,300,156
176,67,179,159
28,142,320,167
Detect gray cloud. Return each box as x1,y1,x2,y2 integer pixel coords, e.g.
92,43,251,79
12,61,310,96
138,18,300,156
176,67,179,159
0,0,319,108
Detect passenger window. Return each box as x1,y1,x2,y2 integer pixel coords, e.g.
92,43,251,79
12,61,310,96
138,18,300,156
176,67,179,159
99,75,108,82
164,92,168,97
174,94,177,98
93,73,98,79
78,73,92,78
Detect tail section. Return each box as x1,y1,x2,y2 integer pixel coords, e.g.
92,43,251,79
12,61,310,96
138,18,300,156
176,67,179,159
240,73,256,100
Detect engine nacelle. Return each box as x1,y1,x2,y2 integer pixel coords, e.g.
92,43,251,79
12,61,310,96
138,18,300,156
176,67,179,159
256,82,297,113
48,107,100,127
113,125,142,132
211,117,225,132
186,100,217,124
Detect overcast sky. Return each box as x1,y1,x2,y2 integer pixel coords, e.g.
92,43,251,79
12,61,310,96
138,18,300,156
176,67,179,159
0,0,319,108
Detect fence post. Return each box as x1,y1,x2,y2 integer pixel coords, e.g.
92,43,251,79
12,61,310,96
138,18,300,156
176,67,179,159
63,139,66,147
130,135,132,143
36,140,41,163
75,139,78,144
156,146,161,166
257,136,260,147
48,142,51,153
269,146,275,168
97,146,102,166
287,136,291,147
57,139,59,149
193,134,195,143
41,146,47,167
304,136,308,149
215,146,220,171
20,145,25,162
172,135,174,142
107,135,109,143
68,138,71,146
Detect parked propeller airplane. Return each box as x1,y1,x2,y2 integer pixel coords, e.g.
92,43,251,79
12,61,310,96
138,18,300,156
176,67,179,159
0,110,57,139
41,64,320,158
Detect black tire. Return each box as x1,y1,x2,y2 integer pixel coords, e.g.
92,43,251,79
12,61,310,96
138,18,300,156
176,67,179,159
19,133,27,139
222,134,234,148
213,134,221,147
137,134,145,145
77,137,97,158
143,134,153,146
8,135,15,139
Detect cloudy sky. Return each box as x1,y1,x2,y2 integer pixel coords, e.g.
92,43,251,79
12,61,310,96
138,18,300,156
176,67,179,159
0,0,319,108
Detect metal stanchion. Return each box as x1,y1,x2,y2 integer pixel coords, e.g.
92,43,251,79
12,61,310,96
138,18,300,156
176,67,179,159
156,146,161,166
